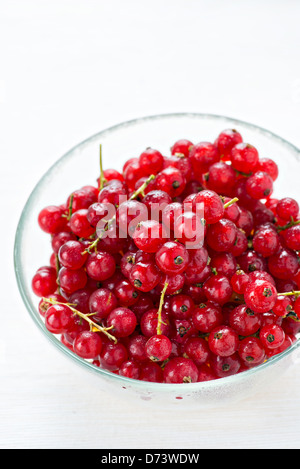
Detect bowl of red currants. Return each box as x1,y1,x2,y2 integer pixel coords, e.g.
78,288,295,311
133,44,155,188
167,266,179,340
14,113,300,407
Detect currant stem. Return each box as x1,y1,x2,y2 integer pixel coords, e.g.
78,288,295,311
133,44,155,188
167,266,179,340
42,297,118,343
67,193,74,220
157,281,169,335
223,197,239,209
55,254,61,294
83,173,155,254
98,144,106,191
277,219,300,232
278,290,300,297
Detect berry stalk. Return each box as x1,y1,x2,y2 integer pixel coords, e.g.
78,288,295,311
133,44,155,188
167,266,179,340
156,281,169,335
42,297,118,343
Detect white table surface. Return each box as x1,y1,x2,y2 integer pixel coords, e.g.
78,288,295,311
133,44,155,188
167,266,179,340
1,0,300,449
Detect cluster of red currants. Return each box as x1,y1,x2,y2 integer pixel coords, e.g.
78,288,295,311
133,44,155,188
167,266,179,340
31,128,300,384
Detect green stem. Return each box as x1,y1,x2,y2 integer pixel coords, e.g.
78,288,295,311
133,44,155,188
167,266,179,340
277,219,300,233
157,281,168,335
98,144,106,191
42,297,117,343
223,197,239,209
278,290,300,297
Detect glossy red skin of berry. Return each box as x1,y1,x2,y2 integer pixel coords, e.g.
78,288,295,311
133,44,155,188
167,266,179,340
73,331,103,359
145,334,172,362
268,248,299,280
272,295,293,318
38,293,66,317
182,337,210,366
163,357,199,383
114,279,140,307
126,334,148,362
170,294,195,320
120,251,136,279
32,267,57,297
238,337,266,366
86,202,110,227
230,270,249,295
246,171,273,200
119,360,140,380
140,309,170,337
259,324,285,350
51,231,77,254
155,241,189,275
44,304,76,334
100,341,128,371
209,353,241,378
103,168,124,183
58,240,88,270
38,205,67,234
98,179,128,206
163,155,193,183
69,209,95,238
161,202,183,233
197,364,218,381
208,325,239,357
257,158,278,181
283,225,300,251
88,288,118,319
223,198,240,223
138,148,164,175
228,304,261,336
173,211,205,247
192,189,224,224
244,279,277,314
116,200,148,236
189,142,220,178
203,274,233,306
158,273,185,295
129,261,161,292
230,142,259,174
236,207,254,236
139,362,164,382
230,229,248,257
252,226,280,258
206,161,236,196
171,139,194,157
265,334,294,358
214,129,243,160
206,218,238,253
276,197,299,221
183,247,209,285
155,167,186,198
142,190,172,219
85,251,116,282
237,250,267,274
192,303,223,333
210,252,237,279
68,288,91,315
66,186,98,213
58,266,87,295
106,307,137,338
132,220,167,253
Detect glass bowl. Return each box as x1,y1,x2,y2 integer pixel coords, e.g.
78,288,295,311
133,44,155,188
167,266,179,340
14,112,300,408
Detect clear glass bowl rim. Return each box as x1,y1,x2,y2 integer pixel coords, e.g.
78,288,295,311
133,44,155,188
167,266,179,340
13,111,300,392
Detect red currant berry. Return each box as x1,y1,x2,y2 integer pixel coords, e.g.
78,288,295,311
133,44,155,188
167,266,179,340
171,138,193,157
106,307,137,338
238,337,266,366
210,353,241,378
244,279,277,314
89,288,118,320
214,128,243,160
138,148,164,175
246,171,273,199
32,266,57,297
230,143,259,174
132,220,168,253
228,304,261,336
189,142,219,178
155,241,189,275
276,197,299,221
145,334,172,362
155,167,186,197
192,302,223,333
203,274,233,305
129,260,161,292
208,325,239,357
182,337,210,366
38,205,67,234
73,331,103,359
163,357,199,383
259,324,285,350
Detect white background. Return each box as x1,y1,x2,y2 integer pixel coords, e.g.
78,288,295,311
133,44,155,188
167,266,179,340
1,0,300,449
